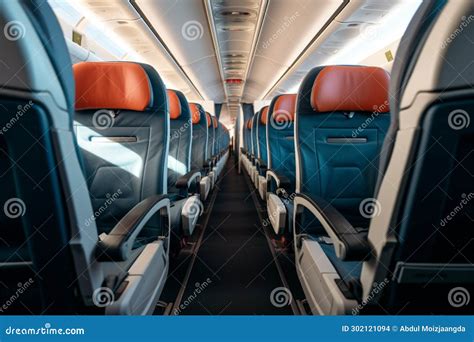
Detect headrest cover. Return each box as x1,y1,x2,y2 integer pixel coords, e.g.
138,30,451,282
246,118,252,129
74,62,151,111
167,90,182,119
206,112,212,127
273,94,296,122
311,66,390,112
260,106,269,125
212,117,218,128
190,103,201,124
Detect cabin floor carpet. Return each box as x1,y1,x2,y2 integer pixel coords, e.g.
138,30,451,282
178,158,292,315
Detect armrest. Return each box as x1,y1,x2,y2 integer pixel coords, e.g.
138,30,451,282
293,193,372,261
266,169,291,190
255,158,267,175
96,195,170,261
204,157,216,168
176,170,202,193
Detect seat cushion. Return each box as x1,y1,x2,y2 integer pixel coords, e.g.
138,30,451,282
319,241,362,283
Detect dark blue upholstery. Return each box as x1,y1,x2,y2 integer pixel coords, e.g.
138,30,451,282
251,113,259,157
74,63,169,236
256,109,268,165
243,119,252,152
205,113,215,159
296,66,390,232
190,103,208,170
168,90,192,194
267,95,297,193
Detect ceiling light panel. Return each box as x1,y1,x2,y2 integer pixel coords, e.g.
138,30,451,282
134,0,225,101
208,0,266,105
243,0,344,102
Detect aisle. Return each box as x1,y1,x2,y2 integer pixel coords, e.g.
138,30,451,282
177,159,293,315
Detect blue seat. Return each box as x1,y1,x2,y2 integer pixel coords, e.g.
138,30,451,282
166,90,203,244
292,65,391,314
265,94,297,235
189,103,212,201
0,1,170,314
250,108,266,187
295,66,391,231
214,121,230,177
255,106,269,199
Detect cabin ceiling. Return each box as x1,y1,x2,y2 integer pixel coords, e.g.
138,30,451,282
72,0,417,123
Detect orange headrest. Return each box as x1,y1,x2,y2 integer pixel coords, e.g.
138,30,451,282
246,118,252,129
189,103,201,124
206,112,212,127
311,66,390,112
212,117,218,128
273,94,297,122
260,106,269,125
167,90,182,119
74,62,151,111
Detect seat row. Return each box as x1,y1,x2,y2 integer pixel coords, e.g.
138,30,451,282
241,36,473,314
0,1,229,314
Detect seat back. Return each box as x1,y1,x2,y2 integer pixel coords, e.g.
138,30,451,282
267,94,297,192
244,118,252,151
295,65,391,230
205,112,215,158
360,0,474,313
190,103,208,170
212,116,219,156
167,90,192,194
74,62,169,234
0,0,102,312
251,112,259,157
257,106,269,164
